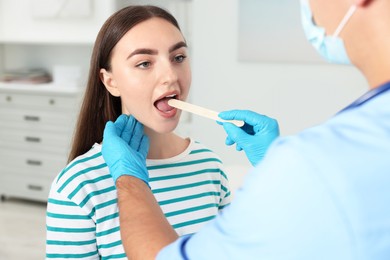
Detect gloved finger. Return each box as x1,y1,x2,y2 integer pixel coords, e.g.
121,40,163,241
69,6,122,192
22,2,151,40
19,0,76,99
130,121,144,151
121,115,137,143
139,135,150,158
222,123,240,143
218,120,237,146
225,136,235,146
224,123,254,151
219,110,265,127
222,123,252,150
113,114,129,137
103,121,117,142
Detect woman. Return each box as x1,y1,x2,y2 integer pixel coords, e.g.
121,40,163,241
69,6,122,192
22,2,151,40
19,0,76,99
45,5,231,259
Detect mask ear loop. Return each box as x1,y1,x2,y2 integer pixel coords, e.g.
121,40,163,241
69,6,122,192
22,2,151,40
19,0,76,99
333,5,358,37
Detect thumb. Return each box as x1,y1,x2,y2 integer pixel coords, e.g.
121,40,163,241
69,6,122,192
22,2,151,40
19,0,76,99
219,110,264,127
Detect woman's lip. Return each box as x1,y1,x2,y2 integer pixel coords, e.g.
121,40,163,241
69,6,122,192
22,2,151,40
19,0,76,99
154,90,180,103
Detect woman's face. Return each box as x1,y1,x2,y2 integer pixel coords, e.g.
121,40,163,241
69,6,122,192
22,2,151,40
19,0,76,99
101,17,191,133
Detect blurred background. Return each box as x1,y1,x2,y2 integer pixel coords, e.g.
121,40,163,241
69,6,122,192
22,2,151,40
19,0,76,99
0,0,367,259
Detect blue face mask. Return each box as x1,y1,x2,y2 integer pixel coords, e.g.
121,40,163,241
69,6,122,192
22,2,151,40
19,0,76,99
300,0,357,64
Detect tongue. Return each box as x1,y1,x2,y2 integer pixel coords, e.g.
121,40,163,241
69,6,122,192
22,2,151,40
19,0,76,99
155,97,174,112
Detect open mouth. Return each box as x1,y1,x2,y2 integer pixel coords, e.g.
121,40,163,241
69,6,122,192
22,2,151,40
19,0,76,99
154,94,177,113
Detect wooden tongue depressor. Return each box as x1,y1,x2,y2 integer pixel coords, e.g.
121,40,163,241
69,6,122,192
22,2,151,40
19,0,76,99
168,99,244,127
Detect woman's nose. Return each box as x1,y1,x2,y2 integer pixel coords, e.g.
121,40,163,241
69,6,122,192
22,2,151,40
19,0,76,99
160,62,178,85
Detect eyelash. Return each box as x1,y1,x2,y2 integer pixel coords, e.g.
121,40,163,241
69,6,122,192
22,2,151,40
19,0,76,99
136,61,151,69
135,54,187,69
173,54,187,63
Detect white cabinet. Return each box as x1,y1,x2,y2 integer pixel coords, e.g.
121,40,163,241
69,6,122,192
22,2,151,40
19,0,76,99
0,84,82,201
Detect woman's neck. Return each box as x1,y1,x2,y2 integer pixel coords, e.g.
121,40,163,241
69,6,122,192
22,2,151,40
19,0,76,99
144,128,189,160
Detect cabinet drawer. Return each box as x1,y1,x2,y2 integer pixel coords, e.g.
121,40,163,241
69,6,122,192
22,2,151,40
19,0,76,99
0,92,79,110
0,108,76,131
0,149,67,178
0,128,71,154
0,174,51,202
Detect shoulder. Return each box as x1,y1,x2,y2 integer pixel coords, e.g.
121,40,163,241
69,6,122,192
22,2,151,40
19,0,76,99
55,144,106,185
49,144,112,205
188,139,224,163
187,139,229,182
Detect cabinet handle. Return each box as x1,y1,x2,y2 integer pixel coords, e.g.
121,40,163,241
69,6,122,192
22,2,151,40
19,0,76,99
49,99,56,105
26,159,42,166
27,184,43,191
6,96,12,102
24,115,40,122
25,136,41,143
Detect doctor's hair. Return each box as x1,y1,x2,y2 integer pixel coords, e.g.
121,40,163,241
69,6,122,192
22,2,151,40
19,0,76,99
68,5,181,162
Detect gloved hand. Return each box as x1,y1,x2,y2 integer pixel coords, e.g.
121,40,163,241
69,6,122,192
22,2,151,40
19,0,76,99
218,110,279,166
101,114,150,185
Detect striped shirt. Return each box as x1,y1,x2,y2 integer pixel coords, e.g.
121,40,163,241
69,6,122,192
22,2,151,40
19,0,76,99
46,138,231,259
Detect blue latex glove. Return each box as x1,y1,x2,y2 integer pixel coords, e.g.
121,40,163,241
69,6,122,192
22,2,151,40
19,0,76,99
218,110,279,166
101,114,150,185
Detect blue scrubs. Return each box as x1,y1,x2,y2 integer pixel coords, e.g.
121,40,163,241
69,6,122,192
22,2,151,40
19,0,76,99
157,81,390,260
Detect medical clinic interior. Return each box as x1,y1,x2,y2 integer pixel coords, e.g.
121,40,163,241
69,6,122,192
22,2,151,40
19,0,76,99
0,0,368,259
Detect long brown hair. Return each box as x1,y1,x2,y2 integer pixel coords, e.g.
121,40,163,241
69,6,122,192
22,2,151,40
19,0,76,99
68,5,181,162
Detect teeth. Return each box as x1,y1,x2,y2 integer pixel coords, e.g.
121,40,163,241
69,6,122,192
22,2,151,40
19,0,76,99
166,94,176,98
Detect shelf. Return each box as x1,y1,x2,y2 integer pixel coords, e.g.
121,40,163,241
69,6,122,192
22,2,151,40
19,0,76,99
0,82,83,95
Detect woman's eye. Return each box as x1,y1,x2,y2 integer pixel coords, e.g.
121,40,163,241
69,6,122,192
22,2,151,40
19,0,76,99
174,55,186,63
136,61,151,69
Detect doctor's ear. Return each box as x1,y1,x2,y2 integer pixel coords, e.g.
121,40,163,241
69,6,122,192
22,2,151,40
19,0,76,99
100,68,121,97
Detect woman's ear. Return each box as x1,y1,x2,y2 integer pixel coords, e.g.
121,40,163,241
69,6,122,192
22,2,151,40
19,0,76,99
100,68,121,97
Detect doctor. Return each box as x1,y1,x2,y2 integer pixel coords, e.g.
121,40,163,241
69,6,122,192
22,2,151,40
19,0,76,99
102,0,390,259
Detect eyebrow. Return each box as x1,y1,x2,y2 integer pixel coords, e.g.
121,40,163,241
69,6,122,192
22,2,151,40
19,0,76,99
127,41,187,60
169,41,187,53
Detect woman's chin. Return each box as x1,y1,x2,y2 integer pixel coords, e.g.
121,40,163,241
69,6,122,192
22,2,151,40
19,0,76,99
145,120,180,135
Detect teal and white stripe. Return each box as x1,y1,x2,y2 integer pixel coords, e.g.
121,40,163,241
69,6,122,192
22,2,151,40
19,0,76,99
46,139,230,259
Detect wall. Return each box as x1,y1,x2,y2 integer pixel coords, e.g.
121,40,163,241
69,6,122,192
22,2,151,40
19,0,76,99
186,0,368,169
0,1,3,73
0,45,3,74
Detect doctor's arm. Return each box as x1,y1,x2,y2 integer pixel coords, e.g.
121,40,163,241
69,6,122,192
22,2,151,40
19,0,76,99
101,115,178,259
116,176,178,260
